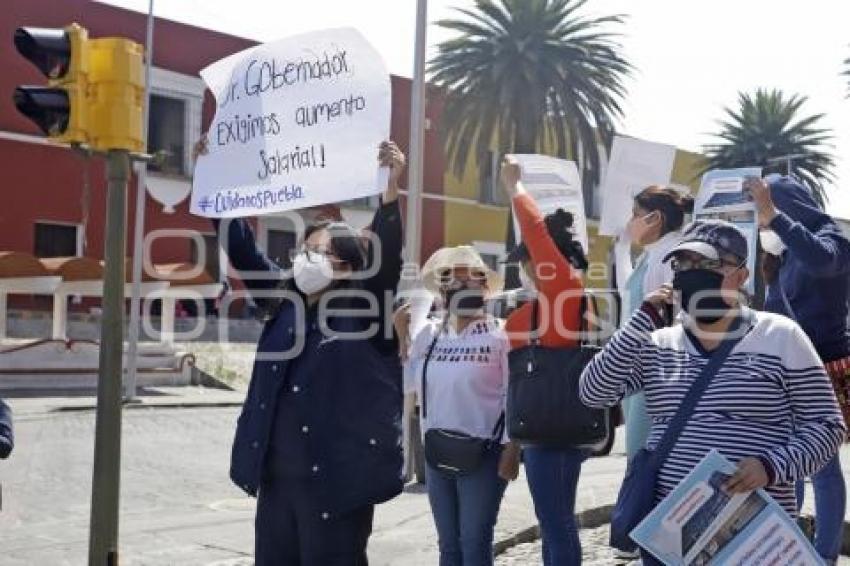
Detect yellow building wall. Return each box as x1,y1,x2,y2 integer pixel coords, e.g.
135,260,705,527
671,149,706,192
442,151,510,247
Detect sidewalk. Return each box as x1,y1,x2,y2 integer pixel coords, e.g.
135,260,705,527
372,435,850,565
5,386,850,565
369,437,628,565
6,385,246,419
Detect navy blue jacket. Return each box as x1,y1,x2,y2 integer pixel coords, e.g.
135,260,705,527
764,177,850,362
0,398,12,459
222,201,404,517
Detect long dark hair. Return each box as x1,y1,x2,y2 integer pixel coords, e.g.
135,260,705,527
634,185,694,235
545,209,588,270
509,208,588,270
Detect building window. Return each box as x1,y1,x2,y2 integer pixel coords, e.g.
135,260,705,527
343,196,379,209
148,94,186,176
34,222,79,258
189,234,220,280
479,253,500,272
479,151,507,205
267,229,296,268
473,241,506,276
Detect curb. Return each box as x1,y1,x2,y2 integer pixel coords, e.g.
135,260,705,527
53,399,245,413
496,509,850,559
494,504,614,556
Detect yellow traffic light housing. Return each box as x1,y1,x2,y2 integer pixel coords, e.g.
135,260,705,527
13,23,89,144
13,23,145,152
88,37,144,152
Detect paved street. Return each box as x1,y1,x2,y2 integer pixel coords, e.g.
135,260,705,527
0,405,253,565
0,397,626,565
1,396,848,565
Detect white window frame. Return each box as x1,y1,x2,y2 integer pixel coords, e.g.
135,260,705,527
473,240,506,277
34,220,83,257
257,216,300,255
148,66,205,178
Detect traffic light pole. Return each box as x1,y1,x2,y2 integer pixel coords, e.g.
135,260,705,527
88,149,130,566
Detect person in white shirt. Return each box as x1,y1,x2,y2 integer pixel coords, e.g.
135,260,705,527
400,245,512,566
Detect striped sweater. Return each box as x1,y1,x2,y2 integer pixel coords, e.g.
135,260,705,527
579,306,846,516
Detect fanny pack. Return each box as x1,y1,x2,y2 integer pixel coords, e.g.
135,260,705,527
421,320,504,476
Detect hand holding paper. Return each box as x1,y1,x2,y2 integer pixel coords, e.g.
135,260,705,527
378,140,405,203
746,177,779,227
499,156,523,198
723,457,770,493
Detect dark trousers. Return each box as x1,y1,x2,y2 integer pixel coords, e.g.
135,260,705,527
255,476,374,566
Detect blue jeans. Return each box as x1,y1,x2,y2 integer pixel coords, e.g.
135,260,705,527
796,453,846,562
426,447,508,566
623,392,651,461
523,445,587,566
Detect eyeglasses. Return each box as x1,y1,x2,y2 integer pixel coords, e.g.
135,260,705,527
289,246,343,264
437,268,487,287
670,257,743,273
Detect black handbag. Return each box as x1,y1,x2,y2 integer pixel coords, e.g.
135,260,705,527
420,321,504,476
506,295,609,448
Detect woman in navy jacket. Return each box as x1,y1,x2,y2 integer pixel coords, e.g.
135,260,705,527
213,142,406,565
752,175,850,565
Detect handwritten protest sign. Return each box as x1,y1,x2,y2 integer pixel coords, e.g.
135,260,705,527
599,135,677,237
191,28,391,218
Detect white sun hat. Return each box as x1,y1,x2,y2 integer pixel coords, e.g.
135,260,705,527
420,245,505,295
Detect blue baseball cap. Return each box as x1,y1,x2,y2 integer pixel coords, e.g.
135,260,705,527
663,219,748,264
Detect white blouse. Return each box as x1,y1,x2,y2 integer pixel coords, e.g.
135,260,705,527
405,316,510,442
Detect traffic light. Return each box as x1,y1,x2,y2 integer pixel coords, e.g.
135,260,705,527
87,37,144,152
12,23,145,152
13,24,89,143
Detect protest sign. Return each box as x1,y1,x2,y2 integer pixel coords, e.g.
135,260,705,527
631,450,820,566
599,136,677,237
693,167,762,295
507,154,588,255
191,28,391,218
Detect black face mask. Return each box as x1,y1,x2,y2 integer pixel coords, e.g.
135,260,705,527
445,286,485,315
672,269,729,324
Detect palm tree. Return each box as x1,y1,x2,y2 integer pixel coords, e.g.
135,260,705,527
703,89,835,207
843,53,850,96
429,0,632,207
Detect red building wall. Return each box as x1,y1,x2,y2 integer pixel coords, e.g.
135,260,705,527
1,0,446,300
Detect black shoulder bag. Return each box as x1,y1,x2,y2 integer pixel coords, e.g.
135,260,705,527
506,295,609,448
421,321,504,476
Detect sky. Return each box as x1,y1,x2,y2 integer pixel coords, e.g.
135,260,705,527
98,0,850,220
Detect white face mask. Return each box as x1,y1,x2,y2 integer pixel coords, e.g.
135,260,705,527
293,252,335,295
759,230,787,256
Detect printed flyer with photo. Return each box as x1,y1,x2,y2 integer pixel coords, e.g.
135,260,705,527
506,154,588,255
630,450,822,565
693,167,762,295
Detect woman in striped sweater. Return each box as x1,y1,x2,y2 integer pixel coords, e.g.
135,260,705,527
579,220,845,526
